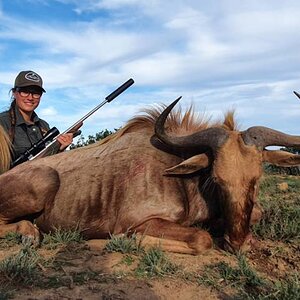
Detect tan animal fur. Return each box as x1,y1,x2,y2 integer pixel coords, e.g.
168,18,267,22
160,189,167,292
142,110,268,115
0,100,299,254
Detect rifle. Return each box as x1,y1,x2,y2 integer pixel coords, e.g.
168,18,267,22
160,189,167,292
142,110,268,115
11,78,134,167
294,91,300,100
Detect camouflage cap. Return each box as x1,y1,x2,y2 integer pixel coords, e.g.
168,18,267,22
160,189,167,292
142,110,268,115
14,70,46,92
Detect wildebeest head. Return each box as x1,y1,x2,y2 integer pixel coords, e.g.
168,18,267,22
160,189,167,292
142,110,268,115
152,97,300,252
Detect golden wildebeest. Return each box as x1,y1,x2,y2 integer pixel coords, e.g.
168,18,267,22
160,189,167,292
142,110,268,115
0,97,299,253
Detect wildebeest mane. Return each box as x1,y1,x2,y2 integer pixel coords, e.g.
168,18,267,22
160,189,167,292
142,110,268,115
98,104,239,146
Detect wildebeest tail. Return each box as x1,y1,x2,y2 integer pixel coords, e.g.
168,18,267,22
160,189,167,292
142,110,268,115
0,125,11,174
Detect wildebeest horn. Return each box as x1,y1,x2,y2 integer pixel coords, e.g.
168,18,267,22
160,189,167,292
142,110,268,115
242,126,300,149
153,97,229,155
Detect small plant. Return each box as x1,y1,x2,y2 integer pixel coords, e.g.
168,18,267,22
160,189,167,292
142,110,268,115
0,284,14,300
121,255,135,266
41,228,83,249
104,233,144,254
238,274,300,300
70,129,118,149
235,255,266,297
198,255,267,298
135,247,180,278
199,256,300,299
253,202,300,242
270,273,300,300
72,271,99,284
0,245,40,284
0,232,22,249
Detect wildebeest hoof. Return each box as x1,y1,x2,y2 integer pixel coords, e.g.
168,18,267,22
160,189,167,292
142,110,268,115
16,221,41,247
244,233,260,250
223,233,258,254
223,236,248,254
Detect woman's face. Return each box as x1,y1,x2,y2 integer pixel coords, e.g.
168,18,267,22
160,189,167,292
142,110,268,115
13,87,43,114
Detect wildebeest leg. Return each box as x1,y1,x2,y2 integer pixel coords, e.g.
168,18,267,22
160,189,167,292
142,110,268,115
0,220,40,243
0,166,60,243
132,219,213,255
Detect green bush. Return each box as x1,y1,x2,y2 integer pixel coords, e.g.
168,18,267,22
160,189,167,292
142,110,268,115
104,233,144,255
135,247,180,278
42,228,83,249
0,245,40,284
70,129,118,149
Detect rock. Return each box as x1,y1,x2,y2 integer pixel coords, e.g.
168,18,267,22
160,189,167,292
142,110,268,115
277,182,288,191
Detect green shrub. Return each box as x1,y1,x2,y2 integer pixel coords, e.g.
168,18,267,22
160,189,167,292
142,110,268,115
198,255,300,299
41,228,83,249
198,255,269,298
135,247,180,278
0,245,40,284
104,233,144,254
70,129,118,149
0,233,22,249
270,273,300,300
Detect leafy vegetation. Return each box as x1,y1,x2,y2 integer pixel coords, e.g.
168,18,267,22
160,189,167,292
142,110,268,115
0,233,22,249
0,284,14,300
253,175,300,242
271,274,300,300
69,129,117,149
105,234,180,278
41,227,83,249
0,245,40,284
198,255,300,299
135,247,180,278
198,255,265,294
104,233,144,254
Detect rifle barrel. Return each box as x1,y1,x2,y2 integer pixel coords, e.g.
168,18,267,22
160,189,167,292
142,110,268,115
61,99,108,135
30,78,134,161
293,91,300,100
106,78,134,102
62,78,134,135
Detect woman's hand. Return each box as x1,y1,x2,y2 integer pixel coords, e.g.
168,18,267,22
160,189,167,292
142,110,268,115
57,133,74,151
57,122,83,151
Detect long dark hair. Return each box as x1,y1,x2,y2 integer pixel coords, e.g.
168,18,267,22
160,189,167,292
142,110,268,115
8,88,17,143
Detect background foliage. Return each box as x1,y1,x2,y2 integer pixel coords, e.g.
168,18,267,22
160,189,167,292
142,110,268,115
69,129,118,149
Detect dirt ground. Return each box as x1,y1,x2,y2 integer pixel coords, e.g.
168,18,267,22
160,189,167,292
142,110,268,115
0,236,298,300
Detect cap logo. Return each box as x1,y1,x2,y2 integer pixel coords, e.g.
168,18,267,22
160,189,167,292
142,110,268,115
25,72,40,82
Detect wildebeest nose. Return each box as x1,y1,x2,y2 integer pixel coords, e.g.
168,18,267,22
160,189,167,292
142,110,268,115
223,234,254,254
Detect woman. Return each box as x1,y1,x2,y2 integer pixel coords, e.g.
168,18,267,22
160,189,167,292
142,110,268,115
0,70,80,168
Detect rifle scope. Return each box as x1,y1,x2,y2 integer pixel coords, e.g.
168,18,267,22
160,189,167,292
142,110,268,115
11,127,59,167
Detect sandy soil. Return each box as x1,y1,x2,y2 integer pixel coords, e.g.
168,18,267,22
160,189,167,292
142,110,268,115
0,237,298,300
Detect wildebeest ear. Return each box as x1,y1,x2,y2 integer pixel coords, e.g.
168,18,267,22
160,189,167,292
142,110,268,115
164,153,210,175
262,150,300,167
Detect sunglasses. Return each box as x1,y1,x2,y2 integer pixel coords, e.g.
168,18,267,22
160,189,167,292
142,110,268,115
16,88,43,99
